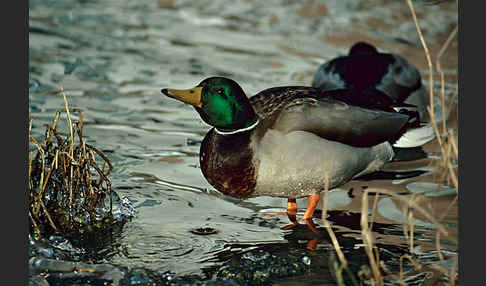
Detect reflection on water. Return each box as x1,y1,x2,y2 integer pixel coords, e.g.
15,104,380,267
29,0,458,284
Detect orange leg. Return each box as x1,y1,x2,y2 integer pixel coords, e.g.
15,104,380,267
301,193,320,220
281,198,298,230
286,198,297,214
302,194,321,233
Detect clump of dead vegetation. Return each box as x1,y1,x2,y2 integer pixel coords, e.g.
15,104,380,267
28,90,130,242
320,1,458,285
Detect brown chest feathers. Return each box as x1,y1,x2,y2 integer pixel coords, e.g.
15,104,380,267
199,129,258,199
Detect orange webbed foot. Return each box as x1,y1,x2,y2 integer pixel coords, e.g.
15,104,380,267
301,193,320,221
303,218,320,234
281,195,322,233
301,194,320,234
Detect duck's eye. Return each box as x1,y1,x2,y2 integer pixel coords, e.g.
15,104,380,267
216,88,227,98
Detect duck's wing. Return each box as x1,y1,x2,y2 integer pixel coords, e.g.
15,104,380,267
375,54,424,103
270,94,410,147
311,59,347,91
249,86,318,120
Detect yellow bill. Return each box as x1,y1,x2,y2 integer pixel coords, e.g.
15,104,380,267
162,87,203,108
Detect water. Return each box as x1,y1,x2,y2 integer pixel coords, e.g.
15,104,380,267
29,0,458,285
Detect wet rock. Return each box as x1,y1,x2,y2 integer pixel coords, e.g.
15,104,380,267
29,234,84,262
217,248,311,285
29,257,125,286
123,268,155,285
190,227,218,235
155,271,232,286
242,251,270,262
29,276,50,286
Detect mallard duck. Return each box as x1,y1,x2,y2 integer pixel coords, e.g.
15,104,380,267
312,42,434,147
161,77,417,228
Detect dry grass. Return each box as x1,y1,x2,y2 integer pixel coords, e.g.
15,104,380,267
29,89,115,239
319,1,458,285
406,0,458,191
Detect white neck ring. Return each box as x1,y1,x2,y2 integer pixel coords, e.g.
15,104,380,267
214,119,260,135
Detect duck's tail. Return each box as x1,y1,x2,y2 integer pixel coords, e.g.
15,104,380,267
392,123,435,148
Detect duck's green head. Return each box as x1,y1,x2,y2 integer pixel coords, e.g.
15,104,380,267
161,77,258,133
